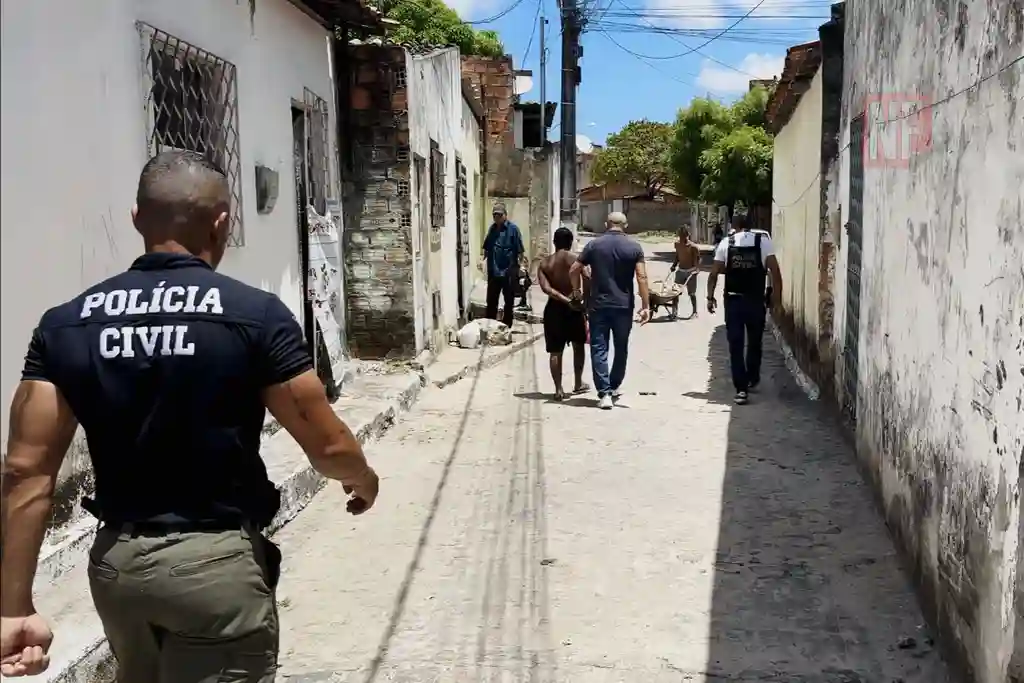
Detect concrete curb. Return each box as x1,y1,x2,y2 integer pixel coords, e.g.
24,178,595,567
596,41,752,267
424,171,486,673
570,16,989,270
417,328,544,389
767,316,821,401
46,372,422,683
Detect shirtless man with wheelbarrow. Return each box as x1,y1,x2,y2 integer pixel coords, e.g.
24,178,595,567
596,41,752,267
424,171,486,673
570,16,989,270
668,227,701,319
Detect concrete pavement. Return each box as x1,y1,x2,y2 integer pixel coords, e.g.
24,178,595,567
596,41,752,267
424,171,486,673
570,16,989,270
272,240,952,682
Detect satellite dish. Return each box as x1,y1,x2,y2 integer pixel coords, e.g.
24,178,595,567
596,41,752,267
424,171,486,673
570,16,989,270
576,134,594,154
513,73,533,95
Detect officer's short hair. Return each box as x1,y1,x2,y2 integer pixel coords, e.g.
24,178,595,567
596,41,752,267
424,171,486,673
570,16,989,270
553,227,574,250
136,150,229,228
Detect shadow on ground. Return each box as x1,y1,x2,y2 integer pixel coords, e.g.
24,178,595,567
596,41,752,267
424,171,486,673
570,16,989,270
687,324,953,682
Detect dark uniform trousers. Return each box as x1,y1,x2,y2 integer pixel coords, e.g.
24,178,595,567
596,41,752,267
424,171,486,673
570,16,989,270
89,523,281,682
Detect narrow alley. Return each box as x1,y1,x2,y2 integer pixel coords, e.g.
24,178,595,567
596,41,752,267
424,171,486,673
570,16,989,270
272,243,953,682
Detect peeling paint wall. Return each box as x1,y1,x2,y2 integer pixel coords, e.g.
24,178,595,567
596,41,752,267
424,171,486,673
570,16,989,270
407,48,464,348
840,1,1024,680
772,67,824,366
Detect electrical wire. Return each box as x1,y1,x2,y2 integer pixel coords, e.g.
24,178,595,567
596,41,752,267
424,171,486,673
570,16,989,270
772,53,1024,209
521,0,544,66
604,0,763,78
599,30,698,86
466,0,531,24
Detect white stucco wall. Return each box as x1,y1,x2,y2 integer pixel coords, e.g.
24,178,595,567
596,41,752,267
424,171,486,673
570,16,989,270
772,68,823,346
0,0,338,517
839,2,1023,680
406,48,462,348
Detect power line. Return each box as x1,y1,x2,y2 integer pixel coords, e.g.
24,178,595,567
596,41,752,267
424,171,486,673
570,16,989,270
772,53,1024,209
521,0,543,66
467,0,531,24
598,30,698,86
605,0,765,78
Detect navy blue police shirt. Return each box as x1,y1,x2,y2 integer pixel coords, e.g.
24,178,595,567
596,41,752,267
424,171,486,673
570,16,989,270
21,253,313,527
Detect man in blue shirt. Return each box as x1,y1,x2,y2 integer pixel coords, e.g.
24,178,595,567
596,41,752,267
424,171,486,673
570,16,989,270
570,212,651,409
0,151,378,679
481,202,525,329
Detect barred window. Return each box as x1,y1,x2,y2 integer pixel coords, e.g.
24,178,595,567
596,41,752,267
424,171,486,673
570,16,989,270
138,23,245,246
429,140,445,228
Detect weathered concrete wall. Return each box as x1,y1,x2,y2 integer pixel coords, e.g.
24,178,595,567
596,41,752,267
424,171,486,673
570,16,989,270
461,95,484,316
841,1,1024,680
487,145,555,275
344,45,416,359
772,67,824,385
407,48,463,350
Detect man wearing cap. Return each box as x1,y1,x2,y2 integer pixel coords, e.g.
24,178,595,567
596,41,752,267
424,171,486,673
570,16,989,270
481,203,526,329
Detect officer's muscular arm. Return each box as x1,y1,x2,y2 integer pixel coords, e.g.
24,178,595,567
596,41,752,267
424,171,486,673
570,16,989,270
256,296,377,511
262,374,370,485
1,380,77,617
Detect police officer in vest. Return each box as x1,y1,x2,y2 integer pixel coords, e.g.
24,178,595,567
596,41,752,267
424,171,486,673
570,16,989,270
706,213,784,405
0,150,379,681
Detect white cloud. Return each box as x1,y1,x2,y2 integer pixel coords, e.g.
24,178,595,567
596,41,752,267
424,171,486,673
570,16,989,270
696,52,783,92
448,0,496,20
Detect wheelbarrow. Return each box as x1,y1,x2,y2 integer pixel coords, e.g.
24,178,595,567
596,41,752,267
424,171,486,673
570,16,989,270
649,280,683,321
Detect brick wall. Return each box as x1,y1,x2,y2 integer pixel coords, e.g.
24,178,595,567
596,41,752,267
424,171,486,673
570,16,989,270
344,45,417,359
461,55,514,148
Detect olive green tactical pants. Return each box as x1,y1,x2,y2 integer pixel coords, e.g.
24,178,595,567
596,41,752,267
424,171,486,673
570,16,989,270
88,525,280,683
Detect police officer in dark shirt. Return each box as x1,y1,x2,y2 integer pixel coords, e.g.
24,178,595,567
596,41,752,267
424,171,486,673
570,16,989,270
0,150,379,680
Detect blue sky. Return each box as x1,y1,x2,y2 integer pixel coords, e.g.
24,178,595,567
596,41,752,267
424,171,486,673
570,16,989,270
450,0,835,145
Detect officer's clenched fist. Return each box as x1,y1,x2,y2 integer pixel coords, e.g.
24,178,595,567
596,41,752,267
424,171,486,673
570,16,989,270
1,614,53,677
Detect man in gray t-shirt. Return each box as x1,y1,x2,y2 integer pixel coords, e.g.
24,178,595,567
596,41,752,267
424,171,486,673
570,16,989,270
570,212,651,409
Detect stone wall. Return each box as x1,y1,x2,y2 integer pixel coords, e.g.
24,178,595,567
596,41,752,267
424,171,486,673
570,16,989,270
344,45,416,359
486,144,555,274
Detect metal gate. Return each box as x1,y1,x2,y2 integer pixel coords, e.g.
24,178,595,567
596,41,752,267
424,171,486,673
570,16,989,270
455,159,469,320
843,115,865,423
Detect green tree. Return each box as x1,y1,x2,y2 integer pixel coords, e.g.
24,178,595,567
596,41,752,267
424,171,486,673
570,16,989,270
591,120,674,198
375,0,504,57
668,86,774,210
668,98,734,199
698,125,773,208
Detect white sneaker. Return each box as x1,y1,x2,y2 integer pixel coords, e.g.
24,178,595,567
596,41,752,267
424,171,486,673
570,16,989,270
598,394,614,410
611,390,623,404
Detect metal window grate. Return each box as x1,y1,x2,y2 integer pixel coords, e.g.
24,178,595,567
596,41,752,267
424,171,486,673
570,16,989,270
137,22,245,246
429,140,445,228
303,88,331,215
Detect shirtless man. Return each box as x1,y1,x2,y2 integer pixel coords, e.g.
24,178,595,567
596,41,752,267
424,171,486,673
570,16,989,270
538,227,589,400
668,227,701,318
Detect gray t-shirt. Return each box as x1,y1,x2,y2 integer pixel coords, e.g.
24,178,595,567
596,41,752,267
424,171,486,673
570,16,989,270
577,232,645,310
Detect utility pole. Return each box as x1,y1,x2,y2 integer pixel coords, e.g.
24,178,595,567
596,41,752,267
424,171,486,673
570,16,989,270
559,1,582,230
539,16,547,141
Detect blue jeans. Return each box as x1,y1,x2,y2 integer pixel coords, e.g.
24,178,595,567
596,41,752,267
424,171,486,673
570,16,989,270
588,308,634,397
724,295,766,392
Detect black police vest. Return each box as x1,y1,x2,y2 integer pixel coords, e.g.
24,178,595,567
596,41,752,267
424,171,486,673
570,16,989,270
25,253,308,528
724,232,767,297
